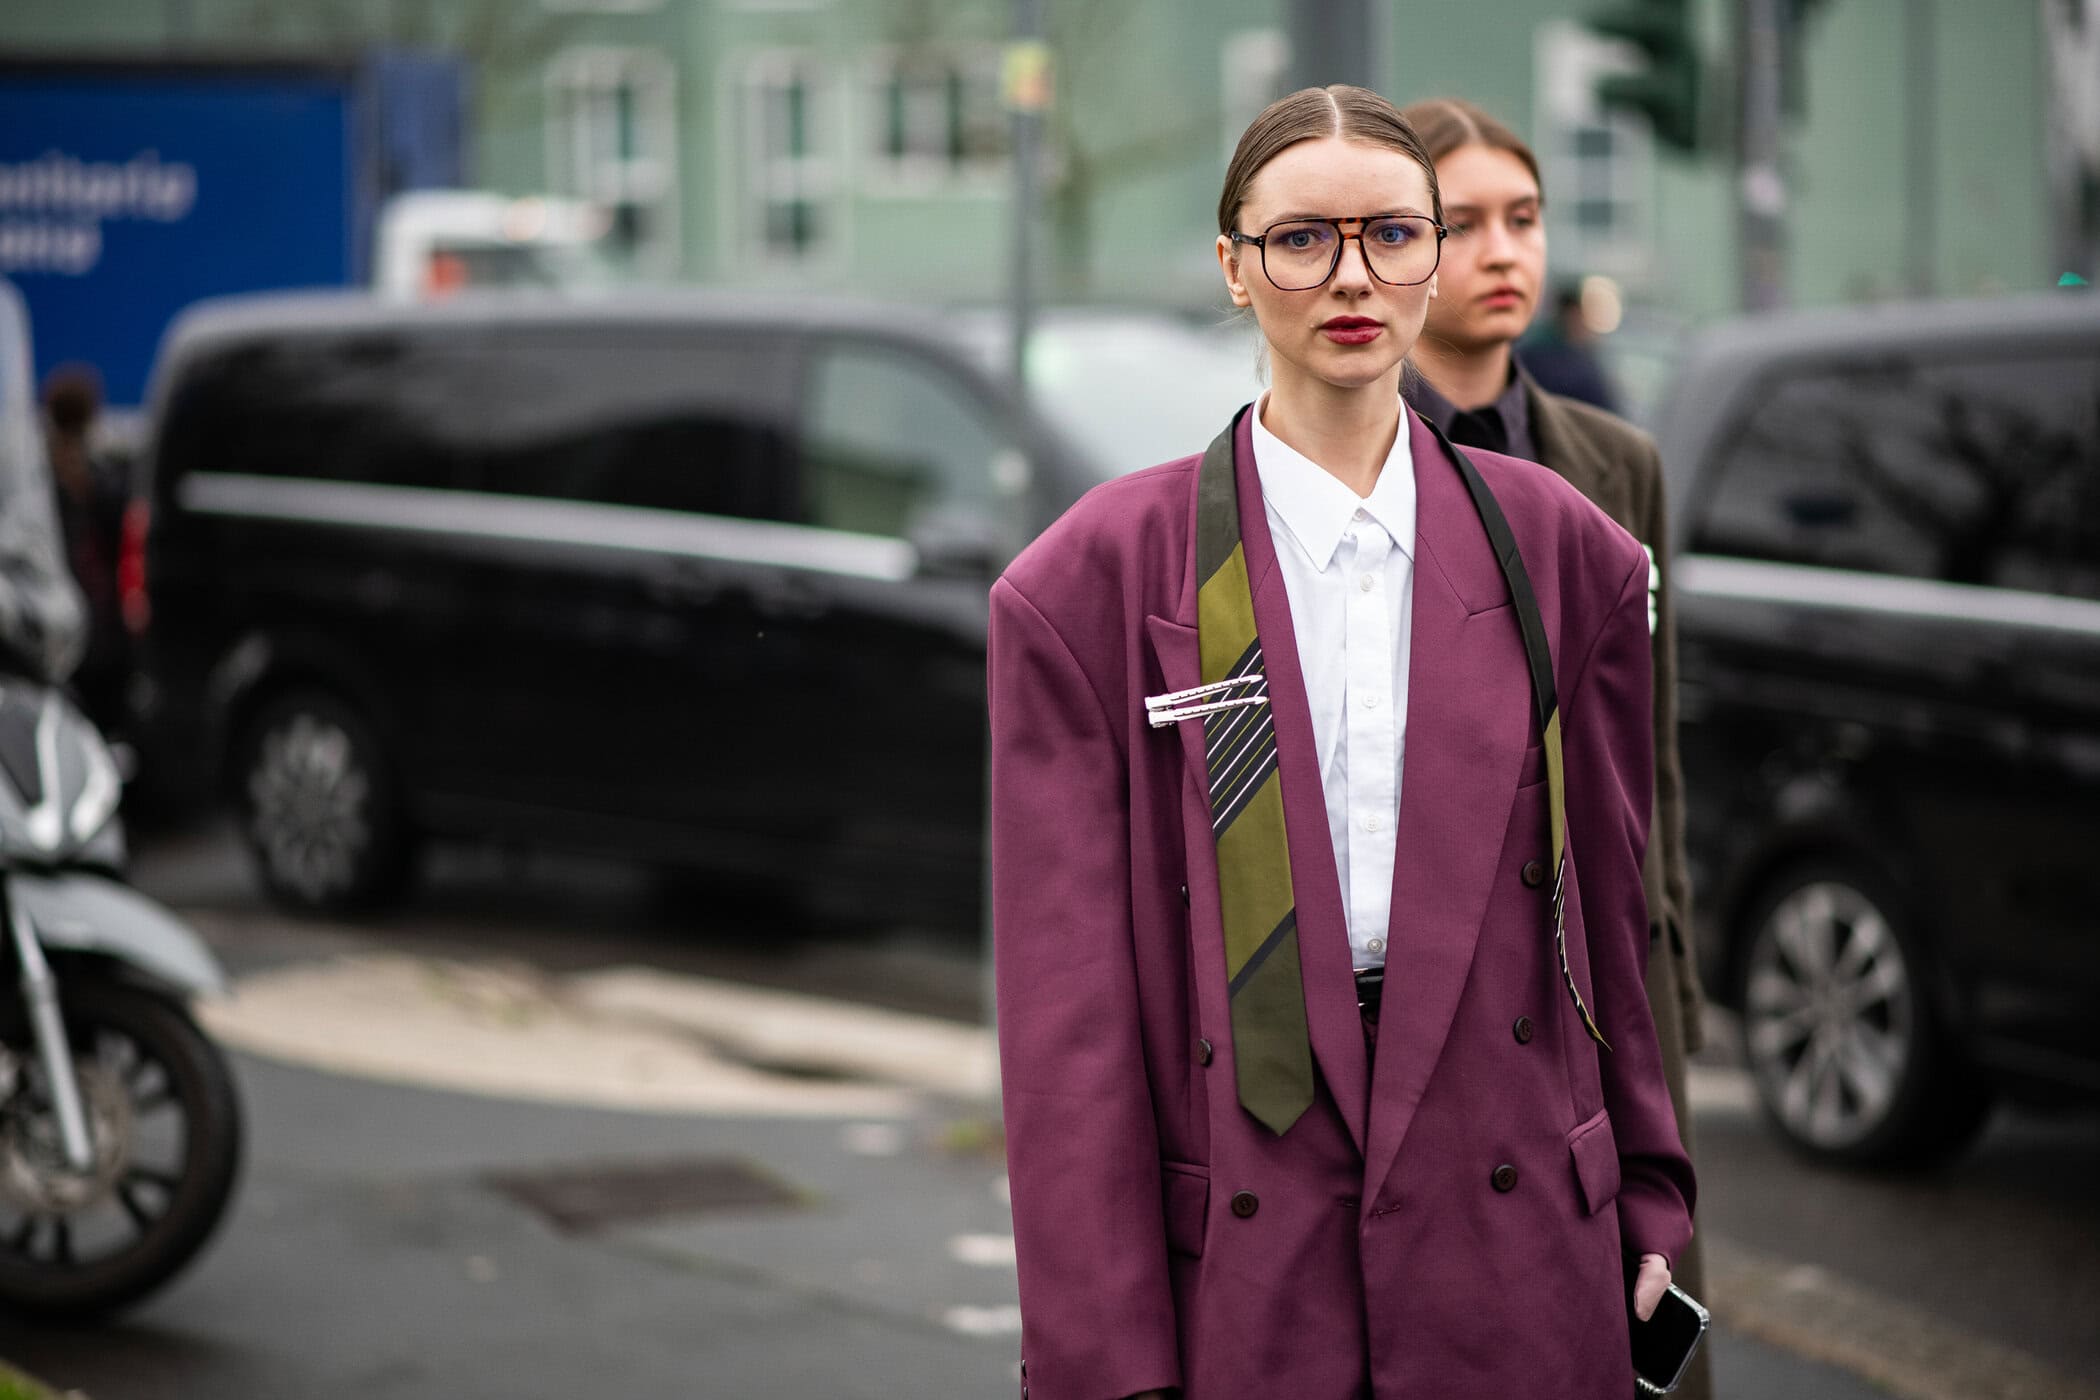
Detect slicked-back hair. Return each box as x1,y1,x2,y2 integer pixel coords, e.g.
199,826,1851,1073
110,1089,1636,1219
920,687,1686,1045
1218,84,1443,236
1397,96,1543,196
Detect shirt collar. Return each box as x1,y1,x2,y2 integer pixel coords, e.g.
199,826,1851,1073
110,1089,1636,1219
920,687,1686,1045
1402,361,1531,451
1249,394,1417,572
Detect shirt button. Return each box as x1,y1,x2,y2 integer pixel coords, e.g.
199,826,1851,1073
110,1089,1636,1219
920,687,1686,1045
1366,937,1386,954
1364,814,1383,832
1358,574,1376,592
1354,508,1368,521
1362,692,1379,709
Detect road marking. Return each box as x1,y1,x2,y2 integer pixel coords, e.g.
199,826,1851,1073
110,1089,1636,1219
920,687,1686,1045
947,1233,1017,1267
1687,1062,1757,1117
941,1303,1023,1337
840,1122,909,1157
1706,1234,2100,1400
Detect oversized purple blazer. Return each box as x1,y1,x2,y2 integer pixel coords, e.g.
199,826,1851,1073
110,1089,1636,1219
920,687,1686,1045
988,407,1696,1400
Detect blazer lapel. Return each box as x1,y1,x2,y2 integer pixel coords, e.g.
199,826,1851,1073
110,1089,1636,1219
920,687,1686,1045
1521,367,1613,496
1361,411,1539,1196
1147,411,1369,1152
1230,410,1371,1152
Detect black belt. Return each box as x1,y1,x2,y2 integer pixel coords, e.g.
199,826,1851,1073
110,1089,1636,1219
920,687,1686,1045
1353,965,1385,1014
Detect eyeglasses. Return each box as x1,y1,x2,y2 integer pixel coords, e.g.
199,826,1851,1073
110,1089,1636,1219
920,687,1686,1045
1228,214,1446,291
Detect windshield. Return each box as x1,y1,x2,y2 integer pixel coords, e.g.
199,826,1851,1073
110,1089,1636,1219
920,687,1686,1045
1021,316,1266,478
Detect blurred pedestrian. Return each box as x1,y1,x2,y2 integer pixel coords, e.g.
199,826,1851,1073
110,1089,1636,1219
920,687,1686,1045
990,85,1694,1399
1523,283,1622,413
1400,94,1711,1400
41,365,128,724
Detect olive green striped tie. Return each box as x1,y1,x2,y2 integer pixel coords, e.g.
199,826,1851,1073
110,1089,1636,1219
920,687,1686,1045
1195,419,1315,1135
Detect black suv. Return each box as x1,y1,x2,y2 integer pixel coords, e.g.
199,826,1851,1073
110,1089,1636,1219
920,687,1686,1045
1659,292,2100,1165
132,291,1258,929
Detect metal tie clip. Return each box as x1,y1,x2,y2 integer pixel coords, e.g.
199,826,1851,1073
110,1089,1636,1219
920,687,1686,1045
1145,675,1267,729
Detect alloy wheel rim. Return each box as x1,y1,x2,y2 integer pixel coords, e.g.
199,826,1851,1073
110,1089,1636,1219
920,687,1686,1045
1744,879,1916,1150
0,1025,186,1271
248,711,372,900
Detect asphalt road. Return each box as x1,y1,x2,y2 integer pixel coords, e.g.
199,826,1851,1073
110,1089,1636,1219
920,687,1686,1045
4,824,2094,1399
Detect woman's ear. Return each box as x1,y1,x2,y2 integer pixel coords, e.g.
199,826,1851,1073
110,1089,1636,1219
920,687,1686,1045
1216,234,1252,307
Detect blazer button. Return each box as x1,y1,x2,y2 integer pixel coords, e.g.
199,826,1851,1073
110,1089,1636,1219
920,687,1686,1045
1512,1016,1535,1044
1521,860,1546,888
1230,1190,1260,1218
1197,1038,1213,1065
1491,1164,1519,1193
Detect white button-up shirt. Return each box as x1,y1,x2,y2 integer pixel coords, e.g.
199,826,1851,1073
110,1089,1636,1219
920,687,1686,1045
1251,400,1416,970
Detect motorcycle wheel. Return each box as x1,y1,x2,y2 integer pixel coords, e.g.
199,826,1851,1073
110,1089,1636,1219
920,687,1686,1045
0,975,243,1316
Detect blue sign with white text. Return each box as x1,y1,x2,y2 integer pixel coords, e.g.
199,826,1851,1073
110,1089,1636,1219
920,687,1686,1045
0,71,355,407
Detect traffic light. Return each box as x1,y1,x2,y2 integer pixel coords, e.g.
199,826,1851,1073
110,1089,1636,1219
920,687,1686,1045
1588,0,1702,153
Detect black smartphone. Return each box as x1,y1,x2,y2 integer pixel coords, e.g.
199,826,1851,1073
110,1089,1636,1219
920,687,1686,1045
1629,1283,1710,1395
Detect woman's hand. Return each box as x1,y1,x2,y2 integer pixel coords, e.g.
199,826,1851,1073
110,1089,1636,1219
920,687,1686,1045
1632,1252,1673,1321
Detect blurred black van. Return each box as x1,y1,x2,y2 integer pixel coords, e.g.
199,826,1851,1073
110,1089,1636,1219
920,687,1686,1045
1658,292,2100,1165
131,292,1258,928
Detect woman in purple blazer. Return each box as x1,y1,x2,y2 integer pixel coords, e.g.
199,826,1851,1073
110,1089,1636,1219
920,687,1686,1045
988,85,1694,1400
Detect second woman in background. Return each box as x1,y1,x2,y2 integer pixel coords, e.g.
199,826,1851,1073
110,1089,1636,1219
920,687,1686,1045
1398,94,1711,1400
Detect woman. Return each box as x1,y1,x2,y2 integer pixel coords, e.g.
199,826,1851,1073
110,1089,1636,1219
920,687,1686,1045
1398,94,1710,1400
989,86,1693,1399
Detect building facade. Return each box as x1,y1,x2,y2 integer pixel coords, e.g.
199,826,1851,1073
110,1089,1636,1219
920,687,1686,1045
0,0,2070,324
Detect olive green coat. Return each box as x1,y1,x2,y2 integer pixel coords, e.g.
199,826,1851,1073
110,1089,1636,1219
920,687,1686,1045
1523,369,1712,1400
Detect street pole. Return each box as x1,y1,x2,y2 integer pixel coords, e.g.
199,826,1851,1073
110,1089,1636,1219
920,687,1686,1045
1737,0,1789,312
1288,0,1375,92
1006,0,1048,394
1903,0,1937,298
988,4,1052,1046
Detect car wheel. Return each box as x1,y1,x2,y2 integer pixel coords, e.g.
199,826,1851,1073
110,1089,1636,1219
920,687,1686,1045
237,690,412,912
1737,861,1992,1168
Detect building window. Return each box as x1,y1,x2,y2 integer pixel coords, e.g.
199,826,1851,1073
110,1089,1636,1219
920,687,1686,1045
1534,20,1655,279
741,51,835,263
546,48,680,274
1221,30,1291,164
864,45,1009,189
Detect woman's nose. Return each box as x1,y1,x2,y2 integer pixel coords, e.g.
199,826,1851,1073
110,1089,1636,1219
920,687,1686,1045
1479,220,1519,266
1331,236,1376,289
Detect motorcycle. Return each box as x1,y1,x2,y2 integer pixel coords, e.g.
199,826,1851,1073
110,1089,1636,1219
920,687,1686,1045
0,677,243,1316
0,278,240,1316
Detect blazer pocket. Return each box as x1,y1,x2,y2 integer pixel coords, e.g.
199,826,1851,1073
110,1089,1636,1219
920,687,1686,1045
1160,1160,1211,1258
1566,1108,1622,1216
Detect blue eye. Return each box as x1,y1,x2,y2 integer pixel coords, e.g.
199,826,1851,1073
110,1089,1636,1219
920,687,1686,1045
1372,222,1412,246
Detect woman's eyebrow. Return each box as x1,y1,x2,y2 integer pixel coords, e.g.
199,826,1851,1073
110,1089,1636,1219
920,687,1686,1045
1445,197,1541,215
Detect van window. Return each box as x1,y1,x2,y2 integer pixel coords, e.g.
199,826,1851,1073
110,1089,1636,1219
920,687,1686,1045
471,336,796,521
799,346,1015,540
1693,351,2100,595
156,333,487,491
